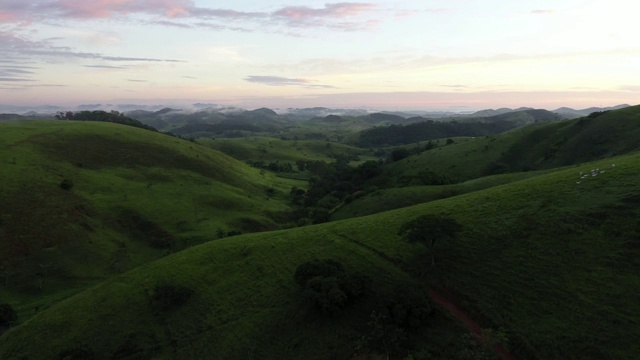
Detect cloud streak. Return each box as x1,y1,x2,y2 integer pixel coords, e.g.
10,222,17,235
245,75,336,89
245,76,311,86
0,77,34,82
1,1,381,32
1,29,183,63
84,64,128,69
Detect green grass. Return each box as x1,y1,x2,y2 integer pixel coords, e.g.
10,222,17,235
198,136,373,164
0,120,301,323
2,110,640,359
385,105,640,183
331,169,557,221
2,149,640,359
0,226,465,360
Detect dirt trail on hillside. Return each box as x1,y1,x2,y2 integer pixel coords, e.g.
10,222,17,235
334,232,517,359
428,290,517,360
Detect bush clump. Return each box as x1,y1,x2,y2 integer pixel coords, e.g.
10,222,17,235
60,179,74,190
149,283,194,315
0,303,17,327
384,286,432,330
294,259,369,316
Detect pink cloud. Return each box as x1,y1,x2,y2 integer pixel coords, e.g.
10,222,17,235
54,0,191,19
0,0,192,21
271,3,379,31
273,3,376,19
186,8,265,19
0,11,17,22
0,1,33,23
0,1,387,33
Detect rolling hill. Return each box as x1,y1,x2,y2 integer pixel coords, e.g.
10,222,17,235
1,105,639,360
382,105,640,183
0,120,300,324
1,147,639,359
353,109,562,147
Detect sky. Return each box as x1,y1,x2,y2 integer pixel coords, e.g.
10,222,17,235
1,0,638,111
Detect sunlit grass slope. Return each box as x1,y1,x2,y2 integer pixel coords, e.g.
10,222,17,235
2,151,639,359
0,120,300,321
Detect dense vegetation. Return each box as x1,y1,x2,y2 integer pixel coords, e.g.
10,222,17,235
1,105,639,359
55,110,158,132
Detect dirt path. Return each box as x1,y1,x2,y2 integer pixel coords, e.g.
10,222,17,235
428,290,517,360
334,232,518,359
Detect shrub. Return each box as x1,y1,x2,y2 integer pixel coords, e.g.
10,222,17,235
0,303,17,326
304,276,348,317
384,287,432,329
294,259,369,316
60,179,74,190
149,283,194,314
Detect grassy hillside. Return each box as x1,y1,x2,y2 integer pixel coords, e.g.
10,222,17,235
385,105,640,182
2,150,639,359
0,224,466,360
198,136,370,164
0,120,300,322
331,169,557,221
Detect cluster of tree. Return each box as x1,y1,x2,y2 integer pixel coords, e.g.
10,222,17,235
170,122,265,137
357,120,514,147
292,259,439,357
246,160,295,173
363,286,434,358
386,140,438,162
287,152,458,224
55,110,157,132
294,259,369,317
286,158,384,224
587,110,610,119
0,303,17,328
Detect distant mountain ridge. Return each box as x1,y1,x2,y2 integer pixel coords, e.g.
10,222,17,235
354,109,563,147
0,103,630,119
552,104,630,118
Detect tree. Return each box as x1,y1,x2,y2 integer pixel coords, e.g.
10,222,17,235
398,214,462,266
149,283,194,315
294,259,369,316
0,303,17,327
389,147,410,162
385,286,432,329
60,178,74,190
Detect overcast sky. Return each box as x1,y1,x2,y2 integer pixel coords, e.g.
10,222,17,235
1,0,638,110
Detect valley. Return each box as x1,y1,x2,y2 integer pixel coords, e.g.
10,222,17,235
0,105,639,359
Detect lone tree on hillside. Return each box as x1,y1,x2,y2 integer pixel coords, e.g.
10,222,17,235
398,214,462,267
